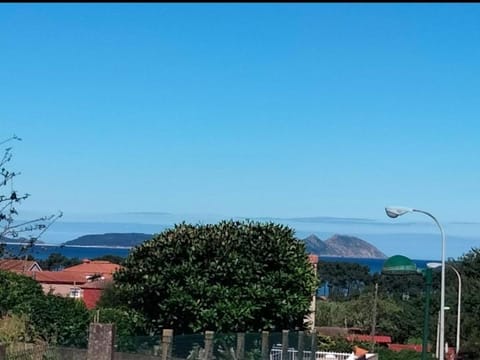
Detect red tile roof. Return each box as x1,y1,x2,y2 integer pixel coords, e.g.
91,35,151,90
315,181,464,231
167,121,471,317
346,335,392,344
63,260,121,276
388,344,424,352
80,280,111,289
25,271,88,284
0,259,42,273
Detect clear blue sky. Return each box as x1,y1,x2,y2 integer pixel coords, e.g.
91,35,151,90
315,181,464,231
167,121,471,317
2,4,480,228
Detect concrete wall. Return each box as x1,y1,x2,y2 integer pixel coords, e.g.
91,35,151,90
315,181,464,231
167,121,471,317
56,347,169,360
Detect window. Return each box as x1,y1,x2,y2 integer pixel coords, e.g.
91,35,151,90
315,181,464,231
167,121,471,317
69,287,81,298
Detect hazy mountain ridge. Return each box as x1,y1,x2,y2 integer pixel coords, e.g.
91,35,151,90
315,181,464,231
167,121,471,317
303,234,387,259
64,232,387,259
0,236,45,245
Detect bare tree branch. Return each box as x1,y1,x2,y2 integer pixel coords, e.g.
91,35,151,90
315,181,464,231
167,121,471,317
0,135,62,258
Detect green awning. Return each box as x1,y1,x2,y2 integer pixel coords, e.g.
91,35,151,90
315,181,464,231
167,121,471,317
382,255,418,274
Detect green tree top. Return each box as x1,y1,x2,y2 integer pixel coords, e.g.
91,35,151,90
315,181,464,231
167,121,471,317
111,220,318,334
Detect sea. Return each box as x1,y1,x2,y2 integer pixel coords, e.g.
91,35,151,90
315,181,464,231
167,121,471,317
5,244,435,275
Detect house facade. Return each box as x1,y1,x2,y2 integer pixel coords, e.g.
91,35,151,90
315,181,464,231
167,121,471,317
0,258,121,309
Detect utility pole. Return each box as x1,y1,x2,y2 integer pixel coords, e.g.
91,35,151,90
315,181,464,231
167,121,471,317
370,282,379,352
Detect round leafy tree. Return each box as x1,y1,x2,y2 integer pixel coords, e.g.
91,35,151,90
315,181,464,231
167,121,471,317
113,220,318,334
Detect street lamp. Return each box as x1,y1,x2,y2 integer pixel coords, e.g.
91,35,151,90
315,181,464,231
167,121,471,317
385,206,446,360
428,262,462,355
436,307,450,359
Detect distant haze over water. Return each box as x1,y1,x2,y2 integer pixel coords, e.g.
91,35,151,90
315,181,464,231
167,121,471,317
16,211,480,260
6,244,431,275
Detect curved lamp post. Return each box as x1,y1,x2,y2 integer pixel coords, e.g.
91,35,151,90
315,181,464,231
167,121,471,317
428,262,462,355
385,206,446,360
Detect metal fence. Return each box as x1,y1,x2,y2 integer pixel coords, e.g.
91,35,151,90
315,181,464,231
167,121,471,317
5,345,58,360
114,330,373,360
0,328,377,360
269,347,354,360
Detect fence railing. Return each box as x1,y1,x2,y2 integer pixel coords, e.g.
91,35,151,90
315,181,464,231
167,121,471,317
0,325,378,360
270,347,355,360
4,344,58,360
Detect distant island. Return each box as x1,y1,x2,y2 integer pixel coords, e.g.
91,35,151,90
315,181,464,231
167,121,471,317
63,232,387,259
303,234,387,259
64,233,153,247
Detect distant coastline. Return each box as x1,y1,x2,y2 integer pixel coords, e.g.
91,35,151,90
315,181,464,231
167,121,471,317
3,241,385,258
1,243,436,274
3,242,132,249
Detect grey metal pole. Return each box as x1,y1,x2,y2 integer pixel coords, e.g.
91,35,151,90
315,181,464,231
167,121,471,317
413,209,446,360
449,265,462,354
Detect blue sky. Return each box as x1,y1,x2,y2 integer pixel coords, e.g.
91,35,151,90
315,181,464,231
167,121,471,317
2,4,480,258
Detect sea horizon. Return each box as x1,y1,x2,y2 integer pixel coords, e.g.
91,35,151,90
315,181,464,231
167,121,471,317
2,243,436,275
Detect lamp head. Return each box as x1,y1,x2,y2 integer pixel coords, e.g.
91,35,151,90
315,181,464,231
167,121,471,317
427,262,442,269
385,206,414,219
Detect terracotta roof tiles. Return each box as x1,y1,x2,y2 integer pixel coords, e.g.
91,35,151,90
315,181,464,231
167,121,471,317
63,261,122,276
0,259,42,273
24,271,88,284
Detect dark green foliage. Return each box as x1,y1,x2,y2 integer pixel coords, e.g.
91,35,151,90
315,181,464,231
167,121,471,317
376,348,423,360
316,265,430,344
112,220,318,334
456,248,480,353
92,254,125,265
37,252,82,271
318,260,372,300
456,342,479,360
97,281,127,309
0,270,44,316
29,294,90,347
375,272,426,300
0,270,90,347
93,308,148,351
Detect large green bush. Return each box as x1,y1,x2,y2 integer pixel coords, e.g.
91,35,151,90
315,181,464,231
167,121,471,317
92,307,149,351
112,220,318,334
29,294,90,347
0,270,44,316
0,270,90,347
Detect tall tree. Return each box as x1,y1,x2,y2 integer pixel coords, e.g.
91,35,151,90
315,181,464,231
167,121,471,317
455,248,480,352
110,220,318,334
0,135,62,257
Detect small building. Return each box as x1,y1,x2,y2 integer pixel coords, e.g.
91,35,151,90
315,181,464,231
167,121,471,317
62,259,121,281
27,271,88,298
0,258,120,309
